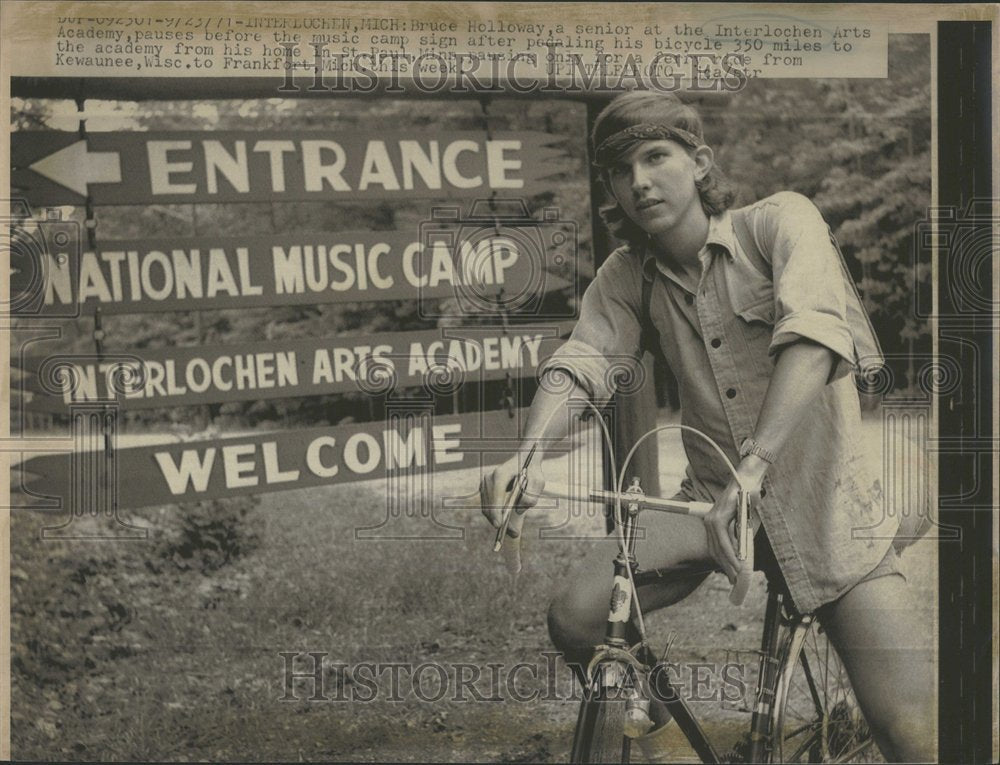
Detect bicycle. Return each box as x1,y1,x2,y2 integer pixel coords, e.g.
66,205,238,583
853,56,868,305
491,421,879,764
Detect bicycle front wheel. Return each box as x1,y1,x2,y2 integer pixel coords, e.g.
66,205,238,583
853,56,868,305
770,616,881,763
570,663,632,764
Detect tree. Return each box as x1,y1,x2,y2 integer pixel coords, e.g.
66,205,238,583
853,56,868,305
709,36,931,393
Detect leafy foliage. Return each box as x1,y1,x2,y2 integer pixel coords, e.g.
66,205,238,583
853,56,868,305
10,36,931,433
158,496,264,573
711,36,931,390
11,95,589,429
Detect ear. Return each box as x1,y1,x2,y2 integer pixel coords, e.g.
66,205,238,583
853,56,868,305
692,145,714,182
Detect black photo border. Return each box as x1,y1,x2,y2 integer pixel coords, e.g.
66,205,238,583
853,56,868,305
937,20,994,765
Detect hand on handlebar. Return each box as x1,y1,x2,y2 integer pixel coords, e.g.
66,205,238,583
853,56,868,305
479,455,546,542
705,472,761,584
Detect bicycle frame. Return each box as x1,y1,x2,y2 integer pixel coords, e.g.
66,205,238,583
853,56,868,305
494,419,875,764
626,581,791,764
556,476,794,764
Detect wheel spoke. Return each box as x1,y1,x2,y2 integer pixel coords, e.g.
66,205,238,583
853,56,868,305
798,650,824,717
827,737,875,763
783,722,820,739
771,620,881,763
788,729,823,762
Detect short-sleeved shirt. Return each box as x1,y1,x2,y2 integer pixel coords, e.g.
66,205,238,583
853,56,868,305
542,191,895,613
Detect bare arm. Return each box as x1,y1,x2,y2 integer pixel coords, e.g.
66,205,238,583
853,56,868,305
480,250,644,537
480,372,592,536
521,375,592,448
744,339,838,482
705,340,837,579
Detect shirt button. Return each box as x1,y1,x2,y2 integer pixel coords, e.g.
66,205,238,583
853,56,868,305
710,338,722,348
684,294,694,305
726,388,737,399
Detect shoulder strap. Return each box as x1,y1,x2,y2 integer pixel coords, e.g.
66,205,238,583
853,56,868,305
730,207,771,278
826,230,885,374
638,269,662,359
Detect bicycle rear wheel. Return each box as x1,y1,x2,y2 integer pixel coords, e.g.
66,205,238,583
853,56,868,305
770,617,881,763
570,663,632,764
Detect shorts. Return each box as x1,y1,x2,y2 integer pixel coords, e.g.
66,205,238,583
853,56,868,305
859,542,906,584
659,483,905,610
753,526,905,607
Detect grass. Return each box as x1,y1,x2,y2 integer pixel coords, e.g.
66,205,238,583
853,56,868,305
9,413,937,761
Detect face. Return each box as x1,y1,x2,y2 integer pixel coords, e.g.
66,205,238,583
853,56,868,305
606,139,713,235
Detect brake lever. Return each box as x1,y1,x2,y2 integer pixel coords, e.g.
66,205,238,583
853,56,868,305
729,488,754,605
493,443,537,552
735,489,750,562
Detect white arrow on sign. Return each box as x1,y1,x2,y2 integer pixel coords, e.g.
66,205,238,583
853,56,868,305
29,140,122,197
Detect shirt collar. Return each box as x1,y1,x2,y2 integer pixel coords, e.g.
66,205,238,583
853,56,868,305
639,209,737,283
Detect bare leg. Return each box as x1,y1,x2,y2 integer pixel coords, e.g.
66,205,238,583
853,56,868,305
819,574,937,762
547,510,715,669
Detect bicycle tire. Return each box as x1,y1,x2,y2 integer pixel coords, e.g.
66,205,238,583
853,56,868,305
570,664,632,764
770,617,881,763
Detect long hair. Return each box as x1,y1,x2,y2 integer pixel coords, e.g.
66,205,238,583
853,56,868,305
592,92,737,249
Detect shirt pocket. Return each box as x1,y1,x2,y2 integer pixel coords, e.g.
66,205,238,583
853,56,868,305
735,295,775,325
724,258,775,326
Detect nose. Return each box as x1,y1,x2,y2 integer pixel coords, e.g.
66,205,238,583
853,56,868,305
630,161,652,193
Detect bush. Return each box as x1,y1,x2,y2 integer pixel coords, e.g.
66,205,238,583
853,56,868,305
159,496,263,573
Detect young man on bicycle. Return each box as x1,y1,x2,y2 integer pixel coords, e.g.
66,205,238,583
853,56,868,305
481,91,934,762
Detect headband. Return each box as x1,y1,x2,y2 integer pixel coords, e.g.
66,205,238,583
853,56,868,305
594,123,704,168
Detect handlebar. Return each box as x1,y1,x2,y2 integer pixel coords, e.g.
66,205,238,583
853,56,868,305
535,480,754,605
487,415,756,606
499,476,756,605
537,482,713,517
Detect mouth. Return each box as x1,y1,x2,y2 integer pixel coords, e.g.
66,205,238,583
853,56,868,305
635,199,663,211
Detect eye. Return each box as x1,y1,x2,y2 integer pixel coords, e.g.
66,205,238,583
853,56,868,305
609,164,630,178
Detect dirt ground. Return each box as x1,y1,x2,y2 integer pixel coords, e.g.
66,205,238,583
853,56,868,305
9,412,936,762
